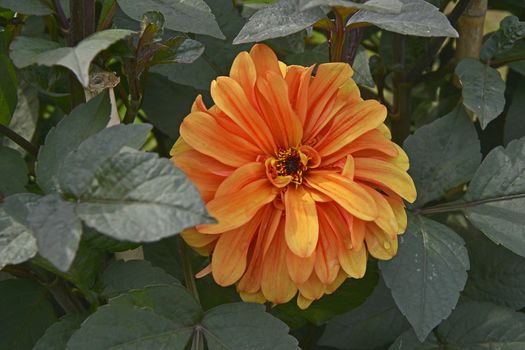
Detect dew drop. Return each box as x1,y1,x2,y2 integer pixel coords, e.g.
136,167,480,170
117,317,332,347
383,241,391,249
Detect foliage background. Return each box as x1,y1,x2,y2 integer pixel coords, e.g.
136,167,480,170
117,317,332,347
1,0,525,349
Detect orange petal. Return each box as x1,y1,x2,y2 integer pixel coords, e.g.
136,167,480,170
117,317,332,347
354,158,416,203
239,290,267,304
249,44,282,79
170,136,191,156
325,269,348,294
297,294,314,310
306,171,378,221
361,185,398,238
215,162,265,198
385,194,408,235
211,216,260,286
298,271,325,301
351,218,366,251
230,51,257,105
286,249,316,284
261,223,297,304
365,223,398,260
198,179,276,234
191,94,207,113
180,111,260,167
284,186,319,257
256,71,303,148
316,213,341,284
181,228,218,248
195,264,212,278
211,77,276,154
344,129,398,158
341,154,355,179
338,245,367,278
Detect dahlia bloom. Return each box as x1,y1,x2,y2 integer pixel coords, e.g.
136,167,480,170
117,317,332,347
171,44,416,308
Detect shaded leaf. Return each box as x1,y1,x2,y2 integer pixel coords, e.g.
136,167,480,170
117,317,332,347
480,16,525,63
117,0,224,39
28,194,82,272
75,148,212,242
10,30,134,86
302,0,403,13
33,314,85,350
380,214,469,341
504,79,525,145
352,46,375,88
455,58,506,129
464,137,525,257
0,0,52,15
0,145,27,196
99,260,180,298
347,0,458,38
0,279,57,350
36,91,111,193
319,278,410,350
233,0,326,44
403,106,481,207
0,54,17,125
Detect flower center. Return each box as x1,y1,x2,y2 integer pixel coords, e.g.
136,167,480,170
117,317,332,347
275,148,308,185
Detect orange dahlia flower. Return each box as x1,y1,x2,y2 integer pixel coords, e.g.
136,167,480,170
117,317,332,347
171,44,416,309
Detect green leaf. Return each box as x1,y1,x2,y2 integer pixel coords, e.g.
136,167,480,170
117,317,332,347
10,29,135,86
33,314,85,350
0,194,39,269
275,262,378,326
58,124,151,197
302,0,403,14
75,148,212,242
480,16,525,63
202,303,299,350
36,91,111,193
319,278,410,349
455,58,506,129
117,0,224,39
28,194,82,272
99,260,180,298
347,0,458,38
464,235,525,310
403,106,481,207
504,80,525,145
391,302,525,349
0,0,53,15
380,214,469,341
0,279,57,350
0,145,27,196
1,83,39,155
233,0,326,44
150,37,205,65
83,225,140,253
68,285,298,350
463,137,525,258
352,46,375,88
0,54,17,125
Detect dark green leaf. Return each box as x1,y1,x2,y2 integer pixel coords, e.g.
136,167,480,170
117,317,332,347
464,137,525,257
36,91,111,193
10,30,135,86
202,303,300,350
117,0,224,39
28,194,82,272
0,54,17,125
301,0,403,13
150,37,204,65
0,279,57,350
455,58,506,129
276,262,378,326
319,278,410,350
58,124,151,197
403,106,481,207
233,0,326,44
75,148,212,242
0,145,27,196
391,302,525,349
353,46,375,88
504,79,525,145
480,16,525,63
464,234,525,310
33,314,85,350
0,0,52,15
380,214,469,341
347,0,458,38
99,260,180,298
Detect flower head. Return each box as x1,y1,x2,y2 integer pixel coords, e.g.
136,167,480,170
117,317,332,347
171,44,416,308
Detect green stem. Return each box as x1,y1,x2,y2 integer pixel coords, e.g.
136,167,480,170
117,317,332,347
491,54,525,68
0,124,38,156
177,236,200,304
413,193,525,216
190,327,205,350
330,11,346,62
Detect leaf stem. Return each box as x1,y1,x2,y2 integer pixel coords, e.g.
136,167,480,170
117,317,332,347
52,0,69,31
0,124,38,156
177,236,200,304
329,11,346,62
413,193,525,215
